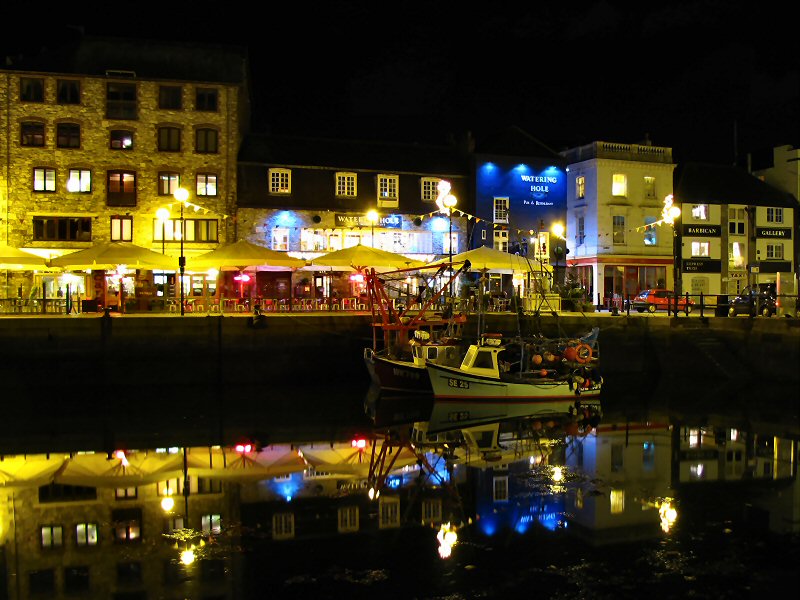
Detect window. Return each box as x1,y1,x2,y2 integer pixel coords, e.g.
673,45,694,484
421,177,441,202
110,129,133,150
111,216,133,242
116,561,143,585
691,204,708,220
195,128,218,153
611,173,627,197
20,77,44,101
157,478,183,497
377,174,399,207
107,171,137,206
196,87,218,111
159,85,183,109
57,79,80,104
643,216,657,245
197,173,218,196
729,207,746,234
112,509,142,542
421,498,442,524
611,443,623,472
158,172,180,196
378,497,400,528
269,168,291,194
29,570,55,595
33,217,92,241
106,82,137,119
56,122,81,148
576,175,585,199
766,243,784,259
444,231,457,255
493,197,509,223
33,167,56,192
610,489,625,514
338,506,359,533
272,227,289,251
115,487,137,500
691,241,710,257
183,219,218,242
766,207,783,224
642,442,655,471
272,513,294,540
612,215,626,245
201,513,222,535
39,483,97,503
21,121,45,146
76,523,99,547
493,229,508,253
41,525,63,548
729,242,745,268
493,476,508,502
64,566,90,594
335,172,357,197
576,215,585,246
164,516,185,533
158,126,181,152
67,169,91,193
196,478,222,494
644,176,656,199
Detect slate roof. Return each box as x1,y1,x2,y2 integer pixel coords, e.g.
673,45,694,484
674,162,798,208
472,125,563,161
238,133,470,176
4,35,249,85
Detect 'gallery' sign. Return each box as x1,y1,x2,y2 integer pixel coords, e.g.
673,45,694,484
755,227,792,239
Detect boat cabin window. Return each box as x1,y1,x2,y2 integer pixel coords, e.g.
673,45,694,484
426,347,439,360
473,350,495,370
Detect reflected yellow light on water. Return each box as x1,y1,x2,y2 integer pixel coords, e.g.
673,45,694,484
437,522,458,559
659,500,678,533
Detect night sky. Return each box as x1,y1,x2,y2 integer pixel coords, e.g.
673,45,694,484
4,1,797,166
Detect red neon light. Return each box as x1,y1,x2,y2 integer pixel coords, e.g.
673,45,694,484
235,444,253,453
351,438,367,449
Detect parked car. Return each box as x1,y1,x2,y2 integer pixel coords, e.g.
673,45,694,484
632,289,694,313
727,284,777,317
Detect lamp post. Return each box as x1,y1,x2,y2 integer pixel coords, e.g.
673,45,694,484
366,209,379,248
663,194,682,314
551,223,565,291
156,207,170,255
173,187,189,316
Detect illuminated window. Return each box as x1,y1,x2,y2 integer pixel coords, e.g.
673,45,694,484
493,197,509,223
643,216,657,245
766,207,783,223
21,121,45,146
644,176,656,199
272,513,294,540
20,77,45,101
766,243,784,259
113,517,141,542
576,175,585,199
444,231,457,254
110,216,133,242
197,173,218,196
493,476,509,502
110,129,133,150
115,487,137,500
421,177,441,202
612,215,626,245
611,173,627,197
159,85,182,109
335,172,357,197
729,242,745,269
338,506,359,532
202,513,222,535
690,463,705,480
107,170,136,206
269,168,291,194
67,169,91,193
183,219,218,242
377,174,399,208
195,127,218,153
33,167,56,192
75,523,98,547
691,204,708,220
729,208,746,234
40,525,63,548
688,428,701,447
422,498,443,524
272,227,289,251
379,497,400,528
300,228,326,252
158,172,180,196
164,516,185,532
57,79,81,104
493,229,508,253
158,126,181,152
691,241,710,257
56,123,81,148
609,489,625,514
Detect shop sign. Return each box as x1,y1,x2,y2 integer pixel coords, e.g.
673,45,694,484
682,224,721,236
755,227,792,239
334,213,402,228
682,258,721,273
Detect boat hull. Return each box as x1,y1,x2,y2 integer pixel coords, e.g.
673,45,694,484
426,362,601,433
364,350,431,394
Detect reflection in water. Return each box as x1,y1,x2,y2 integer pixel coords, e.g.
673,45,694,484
2,384,798,599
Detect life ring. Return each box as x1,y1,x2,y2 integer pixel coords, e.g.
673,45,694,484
575,343,592,364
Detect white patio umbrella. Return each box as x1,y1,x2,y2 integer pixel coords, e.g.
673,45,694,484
0,244,53,270
50,241,176,270
187,240,306,271
310,244,426,272
425,245,550,274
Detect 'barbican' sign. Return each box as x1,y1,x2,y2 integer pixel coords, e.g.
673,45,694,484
755,227,792,239
682,224,721,237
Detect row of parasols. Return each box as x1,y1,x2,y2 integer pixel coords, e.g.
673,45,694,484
0,240,553,275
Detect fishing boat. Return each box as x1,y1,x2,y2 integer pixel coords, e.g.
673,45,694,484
425,329,602,433
363,262,471,396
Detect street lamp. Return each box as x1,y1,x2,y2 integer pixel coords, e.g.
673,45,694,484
436,180,457,297
174,187,189,316
663,194,682,314
366,210,379,248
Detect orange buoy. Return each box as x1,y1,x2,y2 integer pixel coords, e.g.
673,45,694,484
562,346,578,362
532,354,543,365
575,344,593,364
539,369,548,377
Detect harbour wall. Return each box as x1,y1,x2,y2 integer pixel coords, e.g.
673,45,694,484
0,313,798,454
